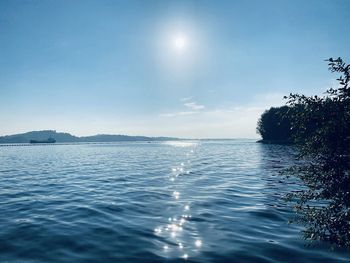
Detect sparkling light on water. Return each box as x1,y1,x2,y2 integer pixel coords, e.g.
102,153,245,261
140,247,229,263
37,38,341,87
195,240,202,248
153,145,200,260
173,191,180,199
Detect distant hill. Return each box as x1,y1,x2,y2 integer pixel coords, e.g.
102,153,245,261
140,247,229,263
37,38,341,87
0,130,179,143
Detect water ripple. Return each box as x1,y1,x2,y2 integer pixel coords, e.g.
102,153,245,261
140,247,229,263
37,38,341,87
0,140,349,262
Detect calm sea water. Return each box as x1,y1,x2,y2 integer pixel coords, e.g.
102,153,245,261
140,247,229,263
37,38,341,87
0,140,349,262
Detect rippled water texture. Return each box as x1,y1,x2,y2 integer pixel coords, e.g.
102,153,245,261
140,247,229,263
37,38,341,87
0,140,349,262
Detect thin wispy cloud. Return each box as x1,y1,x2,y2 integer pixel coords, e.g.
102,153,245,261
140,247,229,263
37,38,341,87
155,91,289,138
184,102,205,110
160,98,205,117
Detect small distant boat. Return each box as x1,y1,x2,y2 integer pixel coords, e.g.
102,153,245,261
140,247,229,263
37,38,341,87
30,137,56,144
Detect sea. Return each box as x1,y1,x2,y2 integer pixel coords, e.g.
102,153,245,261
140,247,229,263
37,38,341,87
0,140,349,262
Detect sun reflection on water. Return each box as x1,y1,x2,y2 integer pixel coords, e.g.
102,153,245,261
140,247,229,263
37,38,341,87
195,239,202,247
163,141,199,148
173,191,180,199
154,143,203,260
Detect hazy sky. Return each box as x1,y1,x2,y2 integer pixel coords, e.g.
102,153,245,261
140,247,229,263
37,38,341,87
1,0,349,138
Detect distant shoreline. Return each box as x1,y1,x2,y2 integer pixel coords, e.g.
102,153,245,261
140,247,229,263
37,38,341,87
0,141,174,147
0,130,180,144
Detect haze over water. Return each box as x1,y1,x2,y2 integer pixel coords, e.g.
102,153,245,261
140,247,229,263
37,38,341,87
1,140,349,262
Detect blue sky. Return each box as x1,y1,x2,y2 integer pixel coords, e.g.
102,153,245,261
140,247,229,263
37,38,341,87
1,0,349,138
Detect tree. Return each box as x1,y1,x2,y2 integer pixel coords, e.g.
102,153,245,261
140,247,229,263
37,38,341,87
257,106,293,143
285,57,350,247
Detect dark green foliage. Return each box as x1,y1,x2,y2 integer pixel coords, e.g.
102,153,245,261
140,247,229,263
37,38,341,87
285,57,350,247
257,106,293,143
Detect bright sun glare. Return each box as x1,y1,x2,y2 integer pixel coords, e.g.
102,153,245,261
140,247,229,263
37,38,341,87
173,35,187,51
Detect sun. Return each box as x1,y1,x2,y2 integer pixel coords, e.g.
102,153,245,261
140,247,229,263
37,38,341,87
173,34,187,51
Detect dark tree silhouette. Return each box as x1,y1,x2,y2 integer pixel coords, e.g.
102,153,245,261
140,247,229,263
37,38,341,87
285,57,350,247
257,105,293,143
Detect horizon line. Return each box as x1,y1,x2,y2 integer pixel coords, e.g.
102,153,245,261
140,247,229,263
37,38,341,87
0,129,260,141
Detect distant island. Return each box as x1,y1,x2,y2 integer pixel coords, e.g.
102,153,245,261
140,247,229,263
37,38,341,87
0,130,179,144
30,137,57,144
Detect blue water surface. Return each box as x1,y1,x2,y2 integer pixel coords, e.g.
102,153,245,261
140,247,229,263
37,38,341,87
0,140,349,262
